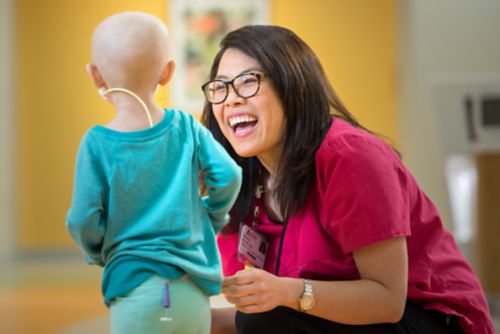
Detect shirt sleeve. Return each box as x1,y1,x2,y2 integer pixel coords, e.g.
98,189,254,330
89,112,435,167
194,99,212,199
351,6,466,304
66,133,107,266
318,133,411,254
194,120,242,233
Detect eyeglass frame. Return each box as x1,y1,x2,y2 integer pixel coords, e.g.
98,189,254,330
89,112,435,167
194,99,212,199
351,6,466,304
201,71,267,105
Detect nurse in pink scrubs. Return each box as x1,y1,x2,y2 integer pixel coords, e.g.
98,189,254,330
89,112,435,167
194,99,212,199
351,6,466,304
201,25,494,334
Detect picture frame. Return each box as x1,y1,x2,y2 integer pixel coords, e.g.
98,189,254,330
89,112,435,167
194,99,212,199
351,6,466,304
169,0,269,116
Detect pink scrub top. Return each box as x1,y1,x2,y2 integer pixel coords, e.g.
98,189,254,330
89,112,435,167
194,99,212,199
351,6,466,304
218,118,494,334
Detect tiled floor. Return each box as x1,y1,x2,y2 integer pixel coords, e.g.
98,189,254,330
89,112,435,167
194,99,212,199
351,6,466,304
1,258,499,334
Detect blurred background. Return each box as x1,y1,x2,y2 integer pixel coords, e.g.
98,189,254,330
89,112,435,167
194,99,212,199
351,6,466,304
1,0,499,333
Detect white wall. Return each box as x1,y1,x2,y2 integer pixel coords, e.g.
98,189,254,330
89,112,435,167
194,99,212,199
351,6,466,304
0,0,16,261
399,0,500,234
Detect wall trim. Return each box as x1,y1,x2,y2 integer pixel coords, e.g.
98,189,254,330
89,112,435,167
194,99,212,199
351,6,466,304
0,0,16,262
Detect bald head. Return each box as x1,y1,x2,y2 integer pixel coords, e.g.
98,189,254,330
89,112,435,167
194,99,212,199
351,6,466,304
91,12,170,91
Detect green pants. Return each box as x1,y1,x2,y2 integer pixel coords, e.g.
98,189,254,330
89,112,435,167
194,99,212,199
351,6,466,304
110,275,211,334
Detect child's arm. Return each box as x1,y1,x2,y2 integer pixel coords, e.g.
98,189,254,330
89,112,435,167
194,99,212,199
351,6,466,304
196,122,242,233
66,134,107,266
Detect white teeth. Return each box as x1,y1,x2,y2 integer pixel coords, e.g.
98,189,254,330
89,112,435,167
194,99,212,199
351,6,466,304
228,115,257,127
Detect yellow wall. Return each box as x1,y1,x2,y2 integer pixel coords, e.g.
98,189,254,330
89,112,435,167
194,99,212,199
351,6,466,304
16,0,396,249
273,0,397,140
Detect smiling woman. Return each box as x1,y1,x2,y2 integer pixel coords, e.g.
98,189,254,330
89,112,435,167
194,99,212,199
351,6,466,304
201,25,494,334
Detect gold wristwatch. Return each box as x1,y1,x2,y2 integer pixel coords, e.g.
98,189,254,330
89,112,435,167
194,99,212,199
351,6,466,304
298,279,315,312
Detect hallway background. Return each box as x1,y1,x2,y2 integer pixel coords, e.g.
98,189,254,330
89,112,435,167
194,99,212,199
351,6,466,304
1,0,499,333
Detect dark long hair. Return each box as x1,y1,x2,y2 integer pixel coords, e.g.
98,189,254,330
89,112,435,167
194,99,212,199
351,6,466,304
202,25,368,234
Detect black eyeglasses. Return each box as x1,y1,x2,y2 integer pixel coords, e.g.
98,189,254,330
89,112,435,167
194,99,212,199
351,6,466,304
201,72,266,104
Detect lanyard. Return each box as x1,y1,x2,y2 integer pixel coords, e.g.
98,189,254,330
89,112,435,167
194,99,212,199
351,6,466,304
251,184,289,276
274,218,289,276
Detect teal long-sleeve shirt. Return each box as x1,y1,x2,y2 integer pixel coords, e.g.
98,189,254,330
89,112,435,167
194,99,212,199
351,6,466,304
66,109,242,305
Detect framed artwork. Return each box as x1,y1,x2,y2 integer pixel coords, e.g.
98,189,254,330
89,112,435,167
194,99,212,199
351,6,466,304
169,0,269,116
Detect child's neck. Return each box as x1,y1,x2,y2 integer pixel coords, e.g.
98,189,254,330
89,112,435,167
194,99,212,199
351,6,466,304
106,94,165,132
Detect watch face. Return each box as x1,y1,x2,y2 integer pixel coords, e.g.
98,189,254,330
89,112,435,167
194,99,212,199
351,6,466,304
301,295,314,310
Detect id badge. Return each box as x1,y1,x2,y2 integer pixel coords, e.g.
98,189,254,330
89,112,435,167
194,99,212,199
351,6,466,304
237,224,268,269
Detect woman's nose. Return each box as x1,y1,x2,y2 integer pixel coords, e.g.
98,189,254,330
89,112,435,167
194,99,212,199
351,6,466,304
224,85,244,107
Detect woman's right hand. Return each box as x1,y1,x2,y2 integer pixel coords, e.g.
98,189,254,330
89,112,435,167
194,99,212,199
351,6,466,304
221,268,303,314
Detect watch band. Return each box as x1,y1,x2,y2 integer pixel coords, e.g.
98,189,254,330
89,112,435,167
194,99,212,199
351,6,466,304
298,279,315,312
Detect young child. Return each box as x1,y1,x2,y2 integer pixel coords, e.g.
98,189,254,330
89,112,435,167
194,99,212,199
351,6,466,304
66,12,242,334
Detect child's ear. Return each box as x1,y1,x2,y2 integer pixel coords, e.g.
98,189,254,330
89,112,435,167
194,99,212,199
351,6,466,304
86,63,106,89
159,60,176,86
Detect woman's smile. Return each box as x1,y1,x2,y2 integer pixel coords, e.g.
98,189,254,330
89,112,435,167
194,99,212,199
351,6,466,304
228,114,258,137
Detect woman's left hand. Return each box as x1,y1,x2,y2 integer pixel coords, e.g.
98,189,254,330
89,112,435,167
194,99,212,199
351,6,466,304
221,267,302,313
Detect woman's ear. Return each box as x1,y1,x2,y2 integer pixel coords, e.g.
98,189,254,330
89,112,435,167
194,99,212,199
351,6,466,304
86,63,106,89
159,60,176,86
